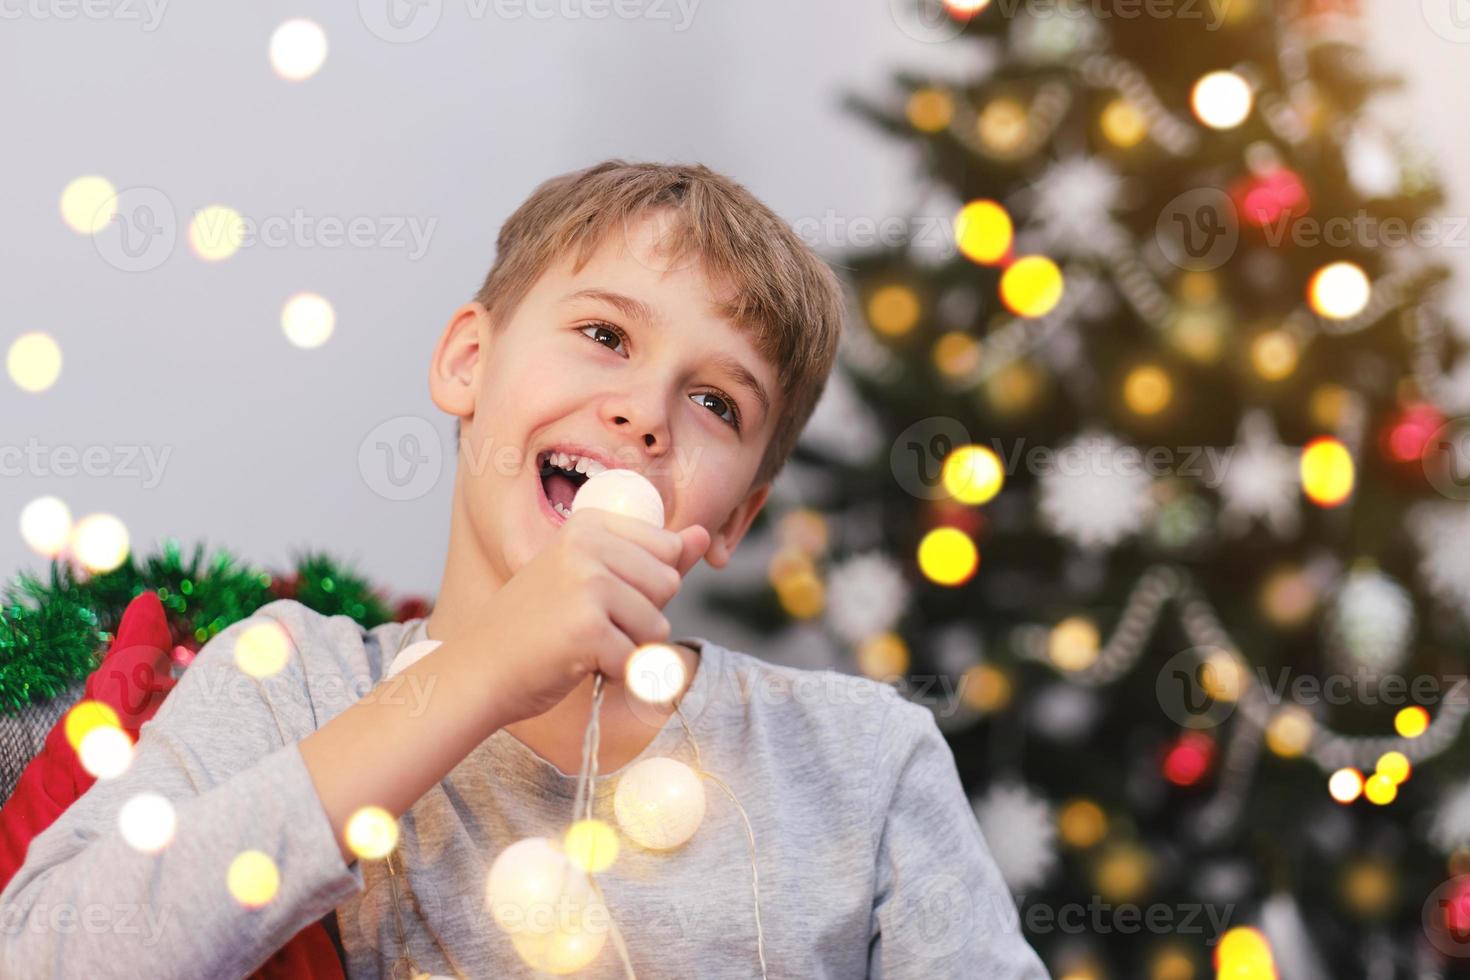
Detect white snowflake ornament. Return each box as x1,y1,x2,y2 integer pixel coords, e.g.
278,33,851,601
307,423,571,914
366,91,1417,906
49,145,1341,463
1324,565,1414,680
824,551,910,646
1021,156,1127,259
1217,410,1301,539
1039,431,1156,549
971,783,1058,893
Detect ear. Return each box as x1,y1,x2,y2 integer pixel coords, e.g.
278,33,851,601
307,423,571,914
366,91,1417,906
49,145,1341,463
429,302,494,426
704,481,772,569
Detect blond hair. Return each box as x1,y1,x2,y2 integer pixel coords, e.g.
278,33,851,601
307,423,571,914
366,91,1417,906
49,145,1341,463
459,159,847,491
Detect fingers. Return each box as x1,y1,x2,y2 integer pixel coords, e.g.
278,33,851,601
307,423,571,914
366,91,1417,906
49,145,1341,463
675,525,710,577
600,535,684,609
576,509,682,566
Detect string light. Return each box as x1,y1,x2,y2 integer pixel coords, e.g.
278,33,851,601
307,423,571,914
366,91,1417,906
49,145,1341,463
776,509,827,556
1214,926,1277,979
1395,706,1430,738
1363,772,1398,805
1250,330,1298,380
625,644,686,705
78,724,133,779
943,0,992,16
1265,706,1313,758
856,632,910,680
941,444,1004,505
563,819,619,874
916,526,979,586
281,293,336,349
59,175,117,235
977,98,1029,155
905,87,954,133
1123,364,1172,415
188,205,246,262
7,331,63,393
954,200,1013,266
1057,798,1107,848
234,621,291,678
269,18,328,81
1308,262,1371,320
865,283,922,337
1191,70,1253,129
70,513,130,573
1328,767,1364,803
19,495,73,558
1100,98,1148,148
1049,617,1100,671
959,664,1011,712
484,837,608,973
1300,437,1354,507
999,255,1064,318
118,792,177,854
228,850,281,908
614,757,707,851
1375,751,1411,785
932,331,981,378
345,805,400,860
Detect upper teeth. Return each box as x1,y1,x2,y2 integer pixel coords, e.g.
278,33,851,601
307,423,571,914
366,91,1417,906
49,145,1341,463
546,450,609,478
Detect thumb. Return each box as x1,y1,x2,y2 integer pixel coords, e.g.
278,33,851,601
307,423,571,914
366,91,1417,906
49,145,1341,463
674,524,711,577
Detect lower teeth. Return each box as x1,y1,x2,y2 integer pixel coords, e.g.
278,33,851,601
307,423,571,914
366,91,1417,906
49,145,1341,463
552,501,571,518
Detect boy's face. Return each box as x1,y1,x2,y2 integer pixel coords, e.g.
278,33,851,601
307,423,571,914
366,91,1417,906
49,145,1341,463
431,211,777,584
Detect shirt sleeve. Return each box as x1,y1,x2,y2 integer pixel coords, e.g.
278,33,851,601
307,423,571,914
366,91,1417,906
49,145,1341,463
0,606,366,980
866,694,1049,980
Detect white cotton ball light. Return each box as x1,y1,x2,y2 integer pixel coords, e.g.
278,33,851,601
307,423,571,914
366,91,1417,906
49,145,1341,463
625,643,686,705
485,838,608,973
613,757,706,851
571,469,665,527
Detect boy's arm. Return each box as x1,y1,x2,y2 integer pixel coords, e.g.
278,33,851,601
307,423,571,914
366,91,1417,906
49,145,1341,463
866,695,1050,980
0,607,367,979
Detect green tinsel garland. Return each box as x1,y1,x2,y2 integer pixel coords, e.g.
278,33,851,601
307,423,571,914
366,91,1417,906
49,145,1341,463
0,539,424,717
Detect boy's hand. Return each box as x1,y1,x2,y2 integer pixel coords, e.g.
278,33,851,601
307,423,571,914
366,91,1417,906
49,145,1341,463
468,507,710,727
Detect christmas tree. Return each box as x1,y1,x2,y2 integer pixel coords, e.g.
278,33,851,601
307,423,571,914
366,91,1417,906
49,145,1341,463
703,0,1470,975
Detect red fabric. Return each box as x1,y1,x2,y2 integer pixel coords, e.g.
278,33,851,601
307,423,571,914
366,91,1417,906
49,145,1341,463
0,591,345,980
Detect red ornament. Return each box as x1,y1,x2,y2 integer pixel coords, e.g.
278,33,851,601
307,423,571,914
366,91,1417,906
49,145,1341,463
394,595,434,622
270,573,300,600
1381,402,1445,464
1163,732,1216,787
1231,168,1310,229
923,498,987,538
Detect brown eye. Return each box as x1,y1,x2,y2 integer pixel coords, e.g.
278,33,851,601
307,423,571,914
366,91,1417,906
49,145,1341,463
691,391,740,430
579,322,627,355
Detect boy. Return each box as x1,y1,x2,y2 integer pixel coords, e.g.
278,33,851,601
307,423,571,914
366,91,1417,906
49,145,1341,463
0,160,1047,977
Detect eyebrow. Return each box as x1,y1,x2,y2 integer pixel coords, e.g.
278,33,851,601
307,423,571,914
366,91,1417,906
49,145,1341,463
561,287,772,420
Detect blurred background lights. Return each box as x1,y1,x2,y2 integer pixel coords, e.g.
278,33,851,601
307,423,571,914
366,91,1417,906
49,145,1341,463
625,643,686,704
59,175,117,235
563,818,619,873
1300,436,1354,507
1250,330,1298,380
916,526,979,586
856,631,910,680
78,724,133,779
866,283,921,337
954,200,1013,265
188,205,246,262
1000,255,1064,318
942,444,1004,505
905,87,954,133
118,792,177,853
1395,706,1430,738
943,0,993,17
281,292,336,348
70,513,130,573
234,621,291,678
64,699,120,752
1376,750,1411,785
1099,98,1147,148
1308,262,1371,319
1049,616,1101,672
1214,925,1277,979
345,805,399,860
1056,798,1107,849
269,19,328,81
8,331,63,393
1123,364,1172,415
20,495,73,557
932,330,981,378
1363,772,1397,805
1265,706,1313,758
228,850,280,908
1329,767,1364,803
1191,70,1254,129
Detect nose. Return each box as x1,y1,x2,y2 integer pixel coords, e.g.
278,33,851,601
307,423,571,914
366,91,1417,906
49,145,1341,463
605,389,671,462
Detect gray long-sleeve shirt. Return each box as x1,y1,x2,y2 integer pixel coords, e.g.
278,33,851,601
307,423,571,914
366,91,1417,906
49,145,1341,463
0,598,1049,978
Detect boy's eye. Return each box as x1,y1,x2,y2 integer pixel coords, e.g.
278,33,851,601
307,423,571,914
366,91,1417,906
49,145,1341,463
579,320,743,432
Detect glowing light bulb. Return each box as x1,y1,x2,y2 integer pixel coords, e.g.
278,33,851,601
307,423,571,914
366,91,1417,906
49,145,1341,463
866,284,922,336
941,445,1004,505
269,19,328,81
954,200,1013,266
234,621,291,678
1308,262,1370,319
1300,437,1354,507
118,792,177,853
60,176,117,235
7,331,63,393
78,724,133,779
1395,706,1429,738
614,757,706,851
1048,617,1100,672
65,699,121,752
1328,767,1363,804
228,850,280,908
281,292,335,349
1191,70,1253,129
19,495,73,557
1375,751,1411,785
70,513,130,573
999,256,1064,318
625,643,686,704
486,837,608,974
188,205,246,262
571,468,664,527
346,805,399,860
1123,364,1172,415
563,819,619,873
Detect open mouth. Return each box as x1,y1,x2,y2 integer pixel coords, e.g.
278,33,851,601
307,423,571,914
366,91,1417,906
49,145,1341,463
535,448,601,524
